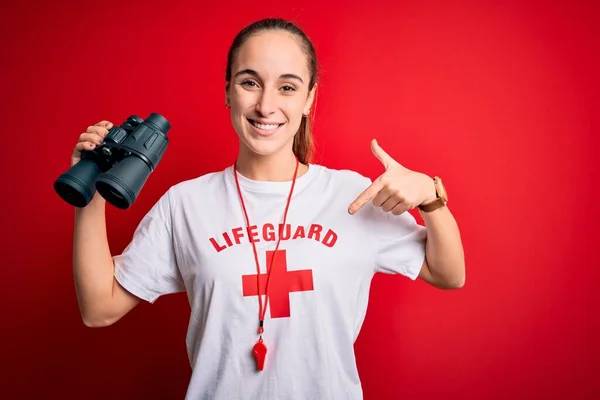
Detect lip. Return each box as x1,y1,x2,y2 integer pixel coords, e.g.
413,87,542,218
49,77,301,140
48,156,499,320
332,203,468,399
247,118,285,137
248,117,285,125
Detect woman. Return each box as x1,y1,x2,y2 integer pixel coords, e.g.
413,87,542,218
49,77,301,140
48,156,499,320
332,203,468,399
71,17,465,400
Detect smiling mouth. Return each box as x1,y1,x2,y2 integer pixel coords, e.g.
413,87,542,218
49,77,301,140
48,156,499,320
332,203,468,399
247,118,284,131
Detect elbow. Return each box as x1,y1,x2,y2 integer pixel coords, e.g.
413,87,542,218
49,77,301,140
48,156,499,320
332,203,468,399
437,262,466,290
446,275,466,290
82,317,117,328
450,264,466,289
434,277,464,290
82,316,113,328
447,255,466,289
81,310,119,328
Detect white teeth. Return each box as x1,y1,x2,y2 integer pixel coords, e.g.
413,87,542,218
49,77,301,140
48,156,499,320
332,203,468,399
251,120,281,131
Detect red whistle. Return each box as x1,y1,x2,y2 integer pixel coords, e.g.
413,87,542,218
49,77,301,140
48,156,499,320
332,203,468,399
253,338,267,371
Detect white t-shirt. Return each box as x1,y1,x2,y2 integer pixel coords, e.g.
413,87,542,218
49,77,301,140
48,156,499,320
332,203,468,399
113,163,426,400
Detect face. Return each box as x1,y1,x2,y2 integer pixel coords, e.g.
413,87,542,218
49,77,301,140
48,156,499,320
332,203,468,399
226,30,316,159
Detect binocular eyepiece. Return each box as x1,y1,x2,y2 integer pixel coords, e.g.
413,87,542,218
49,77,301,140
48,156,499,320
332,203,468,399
54,113,171,209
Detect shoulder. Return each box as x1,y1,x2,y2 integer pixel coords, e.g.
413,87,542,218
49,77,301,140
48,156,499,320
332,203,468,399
147,167,231,214
310,164,372,197
165,167,231,198
309,164,372,191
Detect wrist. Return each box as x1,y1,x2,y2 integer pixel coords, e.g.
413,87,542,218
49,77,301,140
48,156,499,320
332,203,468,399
75,192,106,213
420,175,437,206
418,175,448,216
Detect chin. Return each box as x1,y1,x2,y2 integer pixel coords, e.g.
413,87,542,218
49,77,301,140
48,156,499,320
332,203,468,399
241,136,289,157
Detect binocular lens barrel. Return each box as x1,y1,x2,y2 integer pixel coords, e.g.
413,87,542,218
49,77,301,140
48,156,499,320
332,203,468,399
95,156,154,209
53,113,170,209
54,159,103,207
146,113,170,133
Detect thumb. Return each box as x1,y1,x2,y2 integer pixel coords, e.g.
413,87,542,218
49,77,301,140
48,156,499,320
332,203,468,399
95,120,113,130
371,139,396,169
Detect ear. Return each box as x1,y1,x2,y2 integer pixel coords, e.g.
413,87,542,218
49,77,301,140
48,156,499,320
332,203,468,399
304,83,317,115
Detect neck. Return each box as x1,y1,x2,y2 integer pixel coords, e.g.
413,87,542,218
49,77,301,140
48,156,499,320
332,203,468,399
235,146,307,182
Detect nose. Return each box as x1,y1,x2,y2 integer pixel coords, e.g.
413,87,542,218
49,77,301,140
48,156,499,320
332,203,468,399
255,90,276,117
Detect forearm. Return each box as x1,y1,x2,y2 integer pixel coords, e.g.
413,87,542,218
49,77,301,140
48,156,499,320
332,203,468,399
421,206,465,288
73,192,116,323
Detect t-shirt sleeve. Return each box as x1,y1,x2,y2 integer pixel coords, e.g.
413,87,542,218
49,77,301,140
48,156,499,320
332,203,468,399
357,174,426,279
113,188,185,303
370,208,427,279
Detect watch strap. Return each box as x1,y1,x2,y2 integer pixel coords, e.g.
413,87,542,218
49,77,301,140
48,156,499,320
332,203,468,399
418,176,447,214
418,198,445,212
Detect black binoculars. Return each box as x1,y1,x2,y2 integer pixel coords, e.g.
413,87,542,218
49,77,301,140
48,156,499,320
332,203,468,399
54,113,171,209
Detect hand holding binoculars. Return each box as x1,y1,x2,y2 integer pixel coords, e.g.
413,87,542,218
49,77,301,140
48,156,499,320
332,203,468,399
54,113,171,209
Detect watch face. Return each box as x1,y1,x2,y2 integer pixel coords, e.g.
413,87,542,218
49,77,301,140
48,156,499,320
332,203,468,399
435,177,448,202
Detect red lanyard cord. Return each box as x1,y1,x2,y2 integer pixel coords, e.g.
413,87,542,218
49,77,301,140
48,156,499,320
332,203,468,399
233,157,300,336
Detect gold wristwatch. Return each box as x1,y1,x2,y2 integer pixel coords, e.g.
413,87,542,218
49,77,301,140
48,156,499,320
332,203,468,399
418,176,447,218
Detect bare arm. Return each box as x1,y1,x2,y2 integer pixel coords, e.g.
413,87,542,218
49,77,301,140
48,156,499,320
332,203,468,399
70,120,141,327
347,140,465,289
418,206,466,289
73,192,141,327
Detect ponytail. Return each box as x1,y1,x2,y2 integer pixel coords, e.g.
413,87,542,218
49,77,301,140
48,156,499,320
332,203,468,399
293,114,314,164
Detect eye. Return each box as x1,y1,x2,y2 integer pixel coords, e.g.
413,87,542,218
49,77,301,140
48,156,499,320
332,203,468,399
241,80,258,88
281,85,296,92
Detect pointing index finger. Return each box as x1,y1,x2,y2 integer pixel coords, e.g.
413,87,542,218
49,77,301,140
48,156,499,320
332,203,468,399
348,179,384,215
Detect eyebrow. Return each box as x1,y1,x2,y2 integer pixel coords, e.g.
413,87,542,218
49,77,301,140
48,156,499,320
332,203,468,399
234,69,304,84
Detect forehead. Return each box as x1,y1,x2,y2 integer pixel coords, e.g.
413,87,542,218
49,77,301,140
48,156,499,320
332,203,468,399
233,30,309,80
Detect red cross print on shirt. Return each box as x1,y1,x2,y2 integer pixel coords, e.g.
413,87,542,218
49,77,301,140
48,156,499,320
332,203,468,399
242,249,314,318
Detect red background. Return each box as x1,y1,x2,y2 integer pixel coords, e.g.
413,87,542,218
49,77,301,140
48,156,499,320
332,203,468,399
1,0,598,399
